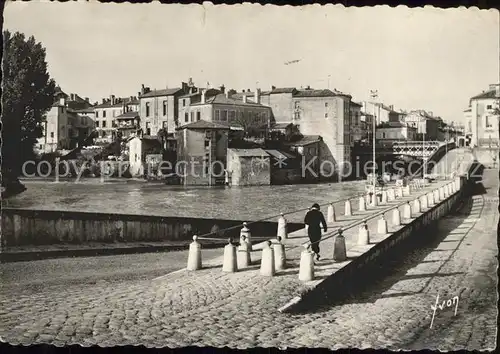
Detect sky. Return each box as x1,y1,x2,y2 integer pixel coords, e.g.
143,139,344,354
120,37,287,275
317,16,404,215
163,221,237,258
4,1,499,123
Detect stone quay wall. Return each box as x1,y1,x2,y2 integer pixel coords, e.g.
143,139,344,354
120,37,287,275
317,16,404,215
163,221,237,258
0,209,303,247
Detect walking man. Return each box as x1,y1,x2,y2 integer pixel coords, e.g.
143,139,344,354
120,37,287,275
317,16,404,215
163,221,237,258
304,203,328,261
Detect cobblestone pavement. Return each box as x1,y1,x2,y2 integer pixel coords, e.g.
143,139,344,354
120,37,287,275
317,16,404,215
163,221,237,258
0,171,496,350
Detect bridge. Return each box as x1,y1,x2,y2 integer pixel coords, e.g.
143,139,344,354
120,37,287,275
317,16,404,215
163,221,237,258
392,140,444,158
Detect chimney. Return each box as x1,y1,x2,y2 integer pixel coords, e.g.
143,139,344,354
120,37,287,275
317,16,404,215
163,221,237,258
254,88,261,104
271,86,276,91
220,85,225,94
85,97,89,103
201,89,206,104
110,95,115,105
242,95,247,103
138,91,141,98
102,98,106,104
390,105,394,110
225,91,230,98
182,82,188,93
141,84,145,95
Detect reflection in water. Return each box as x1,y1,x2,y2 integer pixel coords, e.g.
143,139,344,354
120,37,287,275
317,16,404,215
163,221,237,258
3,180,366,222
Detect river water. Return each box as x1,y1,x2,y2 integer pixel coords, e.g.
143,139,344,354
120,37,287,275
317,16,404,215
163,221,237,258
3,179,366,222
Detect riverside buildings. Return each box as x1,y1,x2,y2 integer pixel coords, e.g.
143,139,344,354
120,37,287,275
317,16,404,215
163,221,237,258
258,86,353,178
464,83,500,147
36,89,95,153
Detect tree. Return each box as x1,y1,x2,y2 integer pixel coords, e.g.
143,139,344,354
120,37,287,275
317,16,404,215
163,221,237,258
2,31,56,195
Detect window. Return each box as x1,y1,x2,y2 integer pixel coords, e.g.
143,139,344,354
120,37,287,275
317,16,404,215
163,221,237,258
102,121,107,128
204,139,210,148
325,113,328,118
325,102,328,108
146,122,151,135
96,111,99,118
146,102,150,117
229,111,236,121
103,111,106,118
50,132,54,138
163,101,167,116
382,132,386,138
485,115,492,128
135,153,138,162
96,121,100,128
487,105,492,109
221,110,228,121
196,111,201,121
215,110,220,121
185,113,188,122
183,99,186,107
190,111,194,122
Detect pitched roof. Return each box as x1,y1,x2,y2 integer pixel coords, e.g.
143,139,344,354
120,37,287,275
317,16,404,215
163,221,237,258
191,93,267,107
265,149,296,160
283,135,323,146
116,111,139,119
71,107,95,114
229,148,269,157
294,89,337,98
270,122,293,130
176,120,231,130
270,88,297,94
350,101,363,107
139,88,183,98
471,89,500,100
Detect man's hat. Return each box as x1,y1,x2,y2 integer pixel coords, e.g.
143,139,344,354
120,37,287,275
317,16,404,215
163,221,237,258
311,203,320,210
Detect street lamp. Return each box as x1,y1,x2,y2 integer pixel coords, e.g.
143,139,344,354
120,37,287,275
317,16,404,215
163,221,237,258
370,90,378,200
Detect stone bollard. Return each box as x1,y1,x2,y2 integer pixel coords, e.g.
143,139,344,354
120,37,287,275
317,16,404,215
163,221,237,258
298,245,315,281
277,213,287,239
357,220,370,246
439,186,445,200
420,194,428,210
397,187,404,198
273,237,286,271
327,203,336,223
443,185,449,198
403,201,412,219
240,222,252,251
403,185,411,197
448,183,454,195
381,190,388,204
345,199,352,216
387,188,395,201
237,235,251,269
392,208,401,227
434,189,441,202
260,240,275,276
377,214,388,235
427,192,434,207
187,235,202,271
333,228,347,262
371,192,379,207
413,198,421,214
222,238,238,273
455,177,461,191
359,196,367,212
